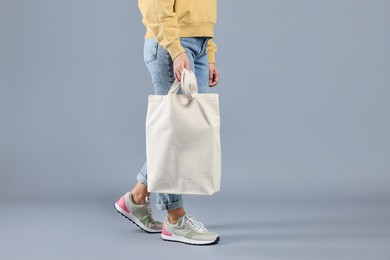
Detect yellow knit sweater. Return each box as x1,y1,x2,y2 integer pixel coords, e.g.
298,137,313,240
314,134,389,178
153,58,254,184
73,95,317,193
138,0,218,63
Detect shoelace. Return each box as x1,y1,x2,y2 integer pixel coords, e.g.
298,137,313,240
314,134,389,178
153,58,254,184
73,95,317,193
144,196,156,222
178,215,206,232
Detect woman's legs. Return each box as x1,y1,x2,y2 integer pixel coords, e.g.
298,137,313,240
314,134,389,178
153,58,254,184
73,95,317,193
133,37,211,222
126,36,219,244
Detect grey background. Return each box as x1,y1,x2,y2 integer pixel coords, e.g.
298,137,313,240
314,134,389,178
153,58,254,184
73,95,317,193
1,0,389,259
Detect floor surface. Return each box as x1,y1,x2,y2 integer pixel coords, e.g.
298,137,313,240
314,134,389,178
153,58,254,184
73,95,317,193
1,196,390,260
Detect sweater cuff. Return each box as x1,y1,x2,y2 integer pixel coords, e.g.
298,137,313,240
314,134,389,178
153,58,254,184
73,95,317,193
207,51,216,64
166,39,186,61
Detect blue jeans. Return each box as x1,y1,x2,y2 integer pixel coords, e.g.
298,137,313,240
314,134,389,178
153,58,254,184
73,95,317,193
137,37,211,211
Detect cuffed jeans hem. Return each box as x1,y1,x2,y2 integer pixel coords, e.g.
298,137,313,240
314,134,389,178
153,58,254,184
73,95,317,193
136,172,147,186
155,198,184,211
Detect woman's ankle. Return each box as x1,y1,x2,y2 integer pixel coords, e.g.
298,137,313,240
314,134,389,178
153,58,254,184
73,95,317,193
131,193,147,205
131,182,150,205
167,208,186,224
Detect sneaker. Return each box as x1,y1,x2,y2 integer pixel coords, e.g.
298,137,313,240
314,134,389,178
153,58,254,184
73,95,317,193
114,191,162,233
161,214,220,245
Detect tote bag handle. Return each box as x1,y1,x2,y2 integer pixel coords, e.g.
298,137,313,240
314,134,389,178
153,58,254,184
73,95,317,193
168,68,198,100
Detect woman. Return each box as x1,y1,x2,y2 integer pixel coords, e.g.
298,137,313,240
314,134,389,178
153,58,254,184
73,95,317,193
115,0,220,245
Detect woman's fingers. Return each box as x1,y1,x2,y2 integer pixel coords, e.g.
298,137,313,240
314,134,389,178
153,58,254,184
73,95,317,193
175,69,181,82
173,52,191,81
209,63,219,87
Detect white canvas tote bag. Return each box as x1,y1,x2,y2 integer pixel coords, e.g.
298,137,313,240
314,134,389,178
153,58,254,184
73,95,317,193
146,68,221,195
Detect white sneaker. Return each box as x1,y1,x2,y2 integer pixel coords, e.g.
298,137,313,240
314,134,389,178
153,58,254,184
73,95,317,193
161,214,219,245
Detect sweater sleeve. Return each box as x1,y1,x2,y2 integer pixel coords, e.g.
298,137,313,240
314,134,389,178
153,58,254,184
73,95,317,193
138,0,185,60
206,38,218,63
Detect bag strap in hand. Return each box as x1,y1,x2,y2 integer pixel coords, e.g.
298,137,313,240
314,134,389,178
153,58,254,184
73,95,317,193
168,68,198,100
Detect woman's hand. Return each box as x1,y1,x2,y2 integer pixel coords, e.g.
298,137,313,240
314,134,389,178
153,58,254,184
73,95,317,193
209,62,219,87
173,52,191,82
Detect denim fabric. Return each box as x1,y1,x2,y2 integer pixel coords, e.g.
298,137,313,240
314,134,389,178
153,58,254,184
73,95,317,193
137,37,211,211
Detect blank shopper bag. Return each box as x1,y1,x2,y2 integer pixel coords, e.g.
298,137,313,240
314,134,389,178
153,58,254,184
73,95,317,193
146,68,221,195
